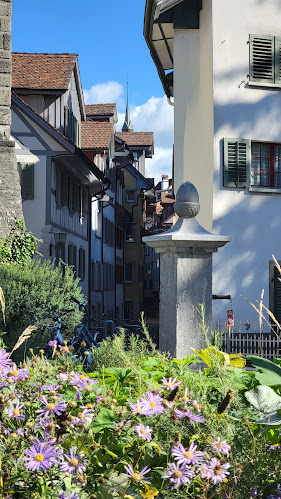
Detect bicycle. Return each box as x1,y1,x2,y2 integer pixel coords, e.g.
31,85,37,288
70,296,105,366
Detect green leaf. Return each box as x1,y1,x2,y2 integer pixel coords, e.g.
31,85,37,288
96,408,116,425
191,346,226,368
247,355,281,385
245,385,281,415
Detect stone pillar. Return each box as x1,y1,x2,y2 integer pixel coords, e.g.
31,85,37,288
0,0,23,238
143,182,231,359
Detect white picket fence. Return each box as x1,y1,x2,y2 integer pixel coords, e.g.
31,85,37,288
217,321,281,358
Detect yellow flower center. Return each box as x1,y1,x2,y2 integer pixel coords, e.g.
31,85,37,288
11,370,19,377
184,451,193,459
47,403,55,411
141,429,146,435
35,454,44,462
13,409,21,416
150,402,156,407
167,383,173,389
80,375,87,380
131,472,141,483
85,385,92,392
174,470,182,478
70,458,79,467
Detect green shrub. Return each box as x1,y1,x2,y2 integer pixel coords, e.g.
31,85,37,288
0,218,39,264
0,259,85,356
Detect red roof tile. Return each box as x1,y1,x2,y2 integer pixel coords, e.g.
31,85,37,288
85,103,116,116
81,122,114,150
115,132,153,147
12,53,78,90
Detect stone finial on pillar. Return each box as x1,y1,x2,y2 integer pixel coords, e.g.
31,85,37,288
0,0,23,237
143,181,231,359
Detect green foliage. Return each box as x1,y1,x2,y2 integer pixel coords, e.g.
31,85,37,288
192,346,246,375
0,219,40,264
0,259,84,356
247,355,281,385
245,385,281,424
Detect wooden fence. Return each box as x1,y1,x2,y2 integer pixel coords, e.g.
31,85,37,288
217,321,281,358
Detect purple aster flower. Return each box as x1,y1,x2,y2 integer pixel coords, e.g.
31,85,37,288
140,391,166,416
96,394,102,403
42,384,61,393
5,401,25,421
207,457,230,484
60,446,86,475
161,377,182,391
36,396,67,418
0,349,12,372
135,424,153,442
199,463,212,479
48,340,57,347
16,428,24,436
269,443,281,451
23,440,59,471
211,437,231,456
163,462,194,489
172,442,205,465
7,363,29,382
174,408,205,423
129,399,149,415
69,373,98,391
75,392,82,400
72,407,94,426
59,494,79,499
123,464,151,484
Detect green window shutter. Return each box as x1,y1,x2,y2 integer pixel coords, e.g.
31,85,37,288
64,105,69,136
275,36,281,85
21,163,34,200
250,34,274,84
223,138,250,188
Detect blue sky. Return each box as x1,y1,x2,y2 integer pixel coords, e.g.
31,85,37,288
12,0,174,181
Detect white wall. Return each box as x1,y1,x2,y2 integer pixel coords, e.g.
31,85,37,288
212,0,281,327
174,0,214,231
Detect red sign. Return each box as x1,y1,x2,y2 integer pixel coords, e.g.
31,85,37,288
227,309,234,327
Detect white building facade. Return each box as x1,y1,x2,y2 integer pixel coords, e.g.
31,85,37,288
144,0,281,329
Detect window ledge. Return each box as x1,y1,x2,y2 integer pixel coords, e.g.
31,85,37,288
248,81,281,90
249,187,281,194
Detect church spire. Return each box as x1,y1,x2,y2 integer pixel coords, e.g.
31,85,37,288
122,82,134,132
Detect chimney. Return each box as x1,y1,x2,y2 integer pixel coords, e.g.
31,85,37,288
0,0,23,237
161,174,169,191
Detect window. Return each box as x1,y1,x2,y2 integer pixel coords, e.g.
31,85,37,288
249,34,281,85
21,163,34,200
223,138,281,189
68,243,77,271
78,248,86,280
92,261,102,290
126,190,136,203
124,262,136,282
124,223,136,242
54,233,66,264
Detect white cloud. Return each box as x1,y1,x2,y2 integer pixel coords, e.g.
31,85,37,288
83,82,174,183
83,81,125,110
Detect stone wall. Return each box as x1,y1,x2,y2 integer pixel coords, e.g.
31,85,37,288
0,0,23,238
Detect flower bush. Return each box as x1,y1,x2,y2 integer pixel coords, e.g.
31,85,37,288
0,330,279,499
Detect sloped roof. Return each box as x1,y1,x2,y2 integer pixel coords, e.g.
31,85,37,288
85,103,116,116
81,122,114,150
115,132,153,147
12,53,78,90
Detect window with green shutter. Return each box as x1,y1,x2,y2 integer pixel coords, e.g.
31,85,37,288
250,34,281,85
21,163,34,200
223,138,250,188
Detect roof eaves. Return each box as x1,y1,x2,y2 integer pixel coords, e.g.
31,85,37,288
144,0,173,98
73,58,86,121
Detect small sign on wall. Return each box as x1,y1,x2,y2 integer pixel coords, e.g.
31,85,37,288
227,309,234,327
